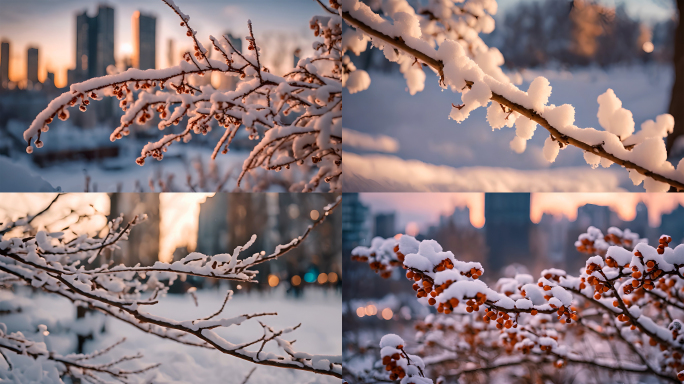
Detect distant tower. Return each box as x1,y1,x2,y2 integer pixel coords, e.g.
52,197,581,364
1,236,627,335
484,193,531,275
342,193,371,255
226,33,242,53
27,47,39,84
167,38,175,67
374,213,395,238
74,5,115,81
0,40,9,88
75,11,94,79
132,11,156,70
214,33,242,91
96,5,115,76
108,194,160,266
0,40,9,87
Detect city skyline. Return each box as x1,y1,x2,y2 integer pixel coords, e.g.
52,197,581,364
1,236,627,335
0,0,320,88
358,193,684,235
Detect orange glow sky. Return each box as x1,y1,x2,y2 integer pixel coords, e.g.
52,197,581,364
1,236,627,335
159,193,214,263
359,193,485,235
530,193,684,227
359,193,684,235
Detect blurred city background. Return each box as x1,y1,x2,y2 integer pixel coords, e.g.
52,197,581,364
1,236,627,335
344,0,684,192
0,192,342,292
0,192,342,382
342,192,684,350
0,0,320,191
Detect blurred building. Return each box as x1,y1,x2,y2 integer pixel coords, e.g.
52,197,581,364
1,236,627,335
215,33,242,91
132,11,156,70
662,205,684,243
374,213,395,239
196,194,340,289
0,40,9,88
196,195,229,257
576,204,612,231
107,193,160,266
485,193,530,275
71,5,115,83
342,193,371,255
27,47,39,85
167,39,175,67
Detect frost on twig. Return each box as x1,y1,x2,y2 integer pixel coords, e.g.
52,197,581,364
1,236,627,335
0,194,343,381
350,227,684,383
25,0,342,192
341,0,684,192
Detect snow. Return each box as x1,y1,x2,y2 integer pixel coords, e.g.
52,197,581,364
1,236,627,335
379,334,405,349
343,152,628,192
342,128,399,153
344,1,682,191
1,287,341,384
0,157,58,192
344,68,371,94
597,89,635,139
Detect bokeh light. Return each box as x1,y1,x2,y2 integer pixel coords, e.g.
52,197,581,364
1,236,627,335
643,41,654,53
304,272,316,283
317,273,328,284
327,272,338,283
381,308,393,320
291,275,301,286
356,307,365,317
268,274,279,287
365,304,377,316
310,210,320,220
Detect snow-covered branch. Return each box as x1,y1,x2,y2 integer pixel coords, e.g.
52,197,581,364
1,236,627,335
341,0,684,192
0,332,158,384
24,0,342,192
0,195,342,381
351,225,684,382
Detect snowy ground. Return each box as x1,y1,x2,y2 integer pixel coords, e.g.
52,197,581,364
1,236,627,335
1,286,342,384
343,65,674,192
0,144,250,193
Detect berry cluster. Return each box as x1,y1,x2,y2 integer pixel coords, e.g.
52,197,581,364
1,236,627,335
483,308,515,329
382,347,406,381
576,237,598,255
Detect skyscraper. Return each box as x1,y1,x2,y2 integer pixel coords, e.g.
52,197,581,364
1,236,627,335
484,193,531,275
27,47,39,85
73,5,115,83
167,39,175,68
0,40,9,88
132,11,156,70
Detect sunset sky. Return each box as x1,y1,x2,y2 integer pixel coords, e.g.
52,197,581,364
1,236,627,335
359,193,684,235
0,0,320,87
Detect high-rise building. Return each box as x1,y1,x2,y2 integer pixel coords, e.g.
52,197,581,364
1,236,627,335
342,193,371,255
0,40,9,88
132,11,156,70
374,213,395,238
27,47,39,84
107,193,160,267
73,5,115,83
225,33,242,53
96,5,115,77
484,193,531,275
167,39,175,67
